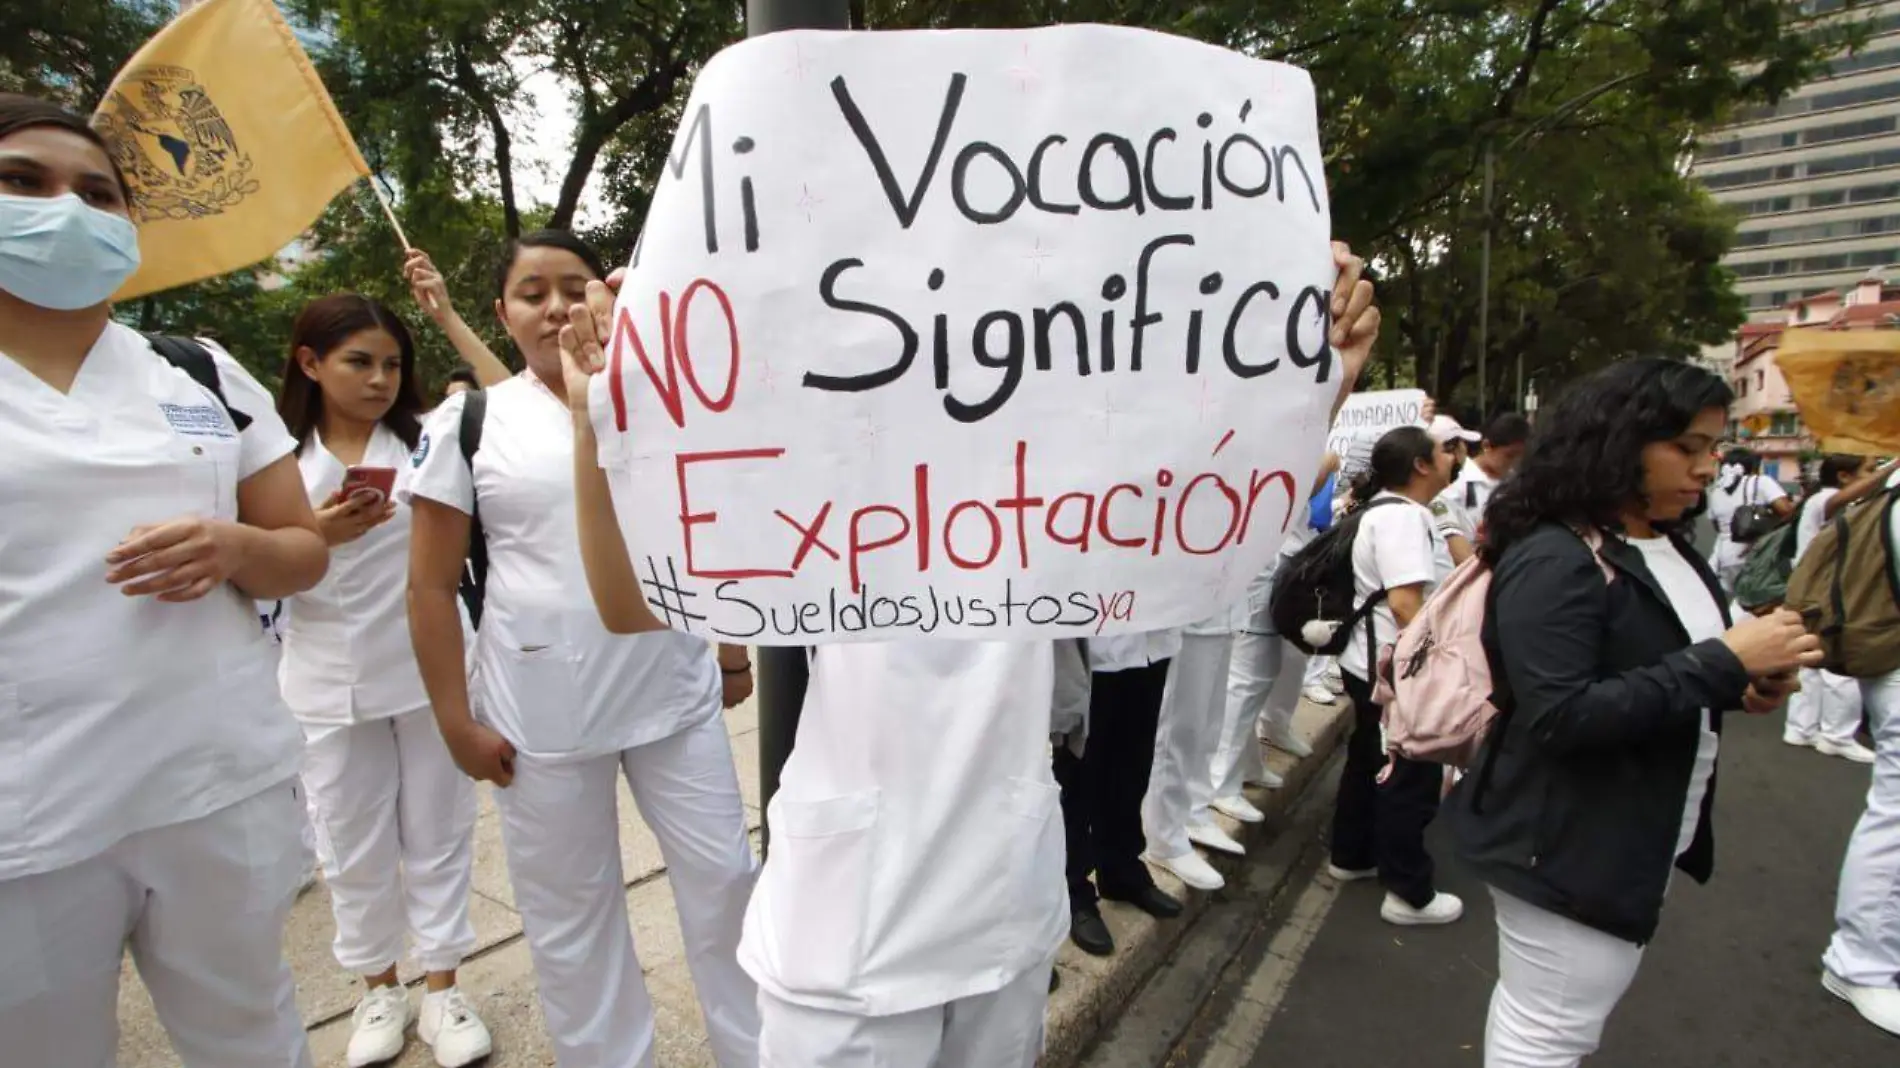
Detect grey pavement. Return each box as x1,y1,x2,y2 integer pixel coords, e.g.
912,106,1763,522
1224,702,1893,1068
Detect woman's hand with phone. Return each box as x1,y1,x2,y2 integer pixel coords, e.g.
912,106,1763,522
316,490,396,546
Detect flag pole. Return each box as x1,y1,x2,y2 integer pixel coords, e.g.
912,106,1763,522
367,177,437,310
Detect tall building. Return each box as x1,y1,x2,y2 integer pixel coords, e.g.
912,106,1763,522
1692,0,1900,317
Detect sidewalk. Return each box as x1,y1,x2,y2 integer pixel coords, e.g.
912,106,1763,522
113,695,1349,1067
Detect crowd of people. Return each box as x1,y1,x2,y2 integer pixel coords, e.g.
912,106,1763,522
2,82,1897,1068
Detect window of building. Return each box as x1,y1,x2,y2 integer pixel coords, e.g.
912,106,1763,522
1731,248,1897,279
1770,411,1803,437
1734,212,1900,248
1733,78,1900,124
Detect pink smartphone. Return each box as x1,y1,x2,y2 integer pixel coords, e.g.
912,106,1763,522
339,466,397,507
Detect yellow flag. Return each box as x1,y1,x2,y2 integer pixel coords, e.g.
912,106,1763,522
1777,328,1900,455
91,0,370,301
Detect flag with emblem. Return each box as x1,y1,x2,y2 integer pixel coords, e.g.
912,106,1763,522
1777,328,1900,454
90,0,371,301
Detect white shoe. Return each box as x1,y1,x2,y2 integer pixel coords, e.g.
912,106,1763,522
419,987,493,1068
1325,863,1377,883
1187,820,1246,856
1264,728,1315,758
1212,795,1266,823
1325,667,1345,694
1823,969,1900,1036
1303,683,1338,706
346,985,413,1068
1783,732,1817,749
1381,891,1464,926
1245,766,1286,790
1817,739,1877,765
1148,850,1225,891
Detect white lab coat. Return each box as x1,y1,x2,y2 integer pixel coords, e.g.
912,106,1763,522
0,324,309,1064
742,641,1066,1020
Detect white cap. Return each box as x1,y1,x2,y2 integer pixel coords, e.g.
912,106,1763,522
1428,415,1482,445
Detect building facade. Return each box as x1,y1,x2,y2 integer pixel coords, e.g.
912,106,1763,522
1693,0,1900,317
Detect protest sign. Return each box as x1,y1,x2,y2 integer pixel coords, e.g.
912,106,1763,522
1778,329,1900,454
591,25,1337,642
1325,388,1427,474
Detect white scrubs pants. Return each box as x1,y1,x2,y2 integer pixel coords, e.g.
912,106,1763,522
1484,889,1644,1068
0,783,312,1068
758,952,1054,1068
1787,668,1864,747
1146,633,1233,860
1824,671,1900,987
495,713,759,1068
302,708,479,975
1215,630,1308,801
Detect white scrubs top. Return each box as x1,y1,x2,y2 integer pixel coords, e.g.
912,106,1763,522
281,424,429,725
399,375,719,760
740,640,1066,1017
0,324,303,880
1088,628,1184,672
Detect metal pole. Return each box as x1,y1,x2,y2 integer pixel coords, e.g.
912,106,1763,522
747,0,851,859
1478,142,1493,419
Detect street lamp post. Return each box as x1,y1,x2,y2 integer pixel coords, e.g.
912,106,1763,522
746,0,851,857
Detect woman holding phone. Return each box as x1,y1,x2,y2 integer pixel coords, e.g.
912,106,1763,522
0,94,327,1065
274,295,493,1068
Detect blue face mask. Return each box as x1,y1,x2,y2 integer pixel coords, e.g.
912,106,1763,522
0,192,141,311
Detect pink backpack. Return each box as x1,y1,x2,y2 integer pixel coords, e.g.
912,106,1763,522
1372,527,1610,769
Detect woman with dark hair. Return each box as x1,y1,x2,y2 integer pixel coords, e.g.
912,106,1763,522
1446,358,1823,1066
274,294,492,1067
1706,446,1794,593
401,230,761,1067
0,94,328,1064
1329,423,1464,926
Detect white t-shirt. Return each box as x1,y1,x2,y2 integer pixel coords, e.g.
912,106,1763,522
1433,465,1500,543
1341,492,1454,681
399,375,720,760
741,640,1065,1015
1795,487,1840,562
279,423,431,726
1626,535,1724,861
0,325,302,879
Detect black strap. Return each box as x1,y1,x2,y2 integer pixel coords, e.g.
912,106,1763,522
458,390,489,629
1466,480,1480,510
146,334,253,431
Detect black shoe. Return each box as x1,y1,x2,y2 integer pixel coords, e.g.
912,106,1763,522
1070,908,1115,956
1103,883,1184,919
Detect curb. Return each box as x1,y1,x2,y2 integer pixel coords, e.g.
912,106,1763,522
1043,699,1353,1067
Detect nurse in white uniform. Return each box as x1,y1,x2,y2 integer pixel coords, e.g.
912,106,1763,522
0,94,329,1066
274,294,493,1067
553,242,1383,1064
403,231,760,1068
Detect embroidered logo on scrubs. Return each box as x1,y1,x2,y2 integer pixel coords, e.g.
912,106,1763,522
159,402,237,439
1430,500,1450,518
412,433,432,467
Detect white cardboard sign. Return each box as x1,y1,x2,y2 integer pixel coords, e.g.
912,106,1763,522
1326,388,1428,473
591,26,1339,643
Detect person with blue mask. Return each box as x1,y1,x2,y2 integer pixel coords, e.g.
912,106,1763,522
0,94,330,1066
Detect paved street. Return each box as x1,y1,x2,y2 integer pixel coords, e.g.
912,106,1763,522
1220,704,1893,1067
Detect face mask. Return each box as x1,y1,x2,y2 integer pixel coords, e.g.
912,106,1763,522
0,192,141,311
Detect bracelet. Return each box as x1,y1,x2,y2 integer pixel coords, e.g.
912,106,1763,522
721,661,753,675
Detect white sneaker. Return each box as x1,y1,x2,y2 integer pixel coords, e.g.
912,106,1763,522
1325,666,1345,694
1212,795,1266,824
346,985,413,1068
1187,820,1247,856
1303,683,1338,706
1148,850,1225,891
1325,863,1377,882
1823,969,1900,1036
1783,732,1816,749
1817,739,1877,765
1245,766,1286,790
419,987,493,1068
1264,728,1315,759
1381,891,1464,926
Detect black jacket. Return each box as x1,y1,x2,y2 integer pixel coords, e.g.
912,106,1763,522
1444,522,1752,945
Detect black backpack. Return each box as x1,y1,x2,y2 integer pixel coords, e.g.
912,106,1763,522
456,389,490,628
1269,497,1402,656
147,334,252,431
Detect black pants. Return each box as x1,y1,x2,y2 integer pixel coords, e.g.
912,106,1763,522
1331,670,1442,909
1054,660,1172,910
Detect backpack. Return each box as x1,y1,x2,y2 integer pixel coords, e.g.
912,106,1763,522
1269,497,1402,656
1733,518,1800,615
147,334,252,431
1372,526,1610,771
457,390,489,628
1783,484,1900,678
1729,476,1778,543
